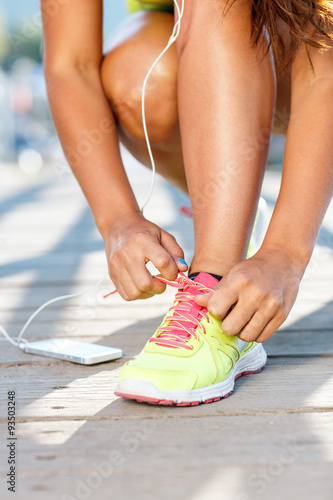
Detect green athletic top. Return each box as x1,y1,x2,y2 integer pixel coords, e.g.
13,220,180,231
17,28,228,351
127,0,174,13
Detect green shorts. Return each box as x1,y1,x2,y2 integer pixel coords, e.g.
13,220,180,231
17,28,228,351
127,0,174,14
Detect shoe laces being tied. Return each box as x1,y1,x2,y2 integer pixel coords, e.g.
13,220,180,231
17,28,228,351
150,272,214,350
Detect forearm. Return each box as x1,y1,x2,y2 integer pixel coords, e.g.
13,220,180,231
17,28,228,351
45,67,140,236
262,80,333,271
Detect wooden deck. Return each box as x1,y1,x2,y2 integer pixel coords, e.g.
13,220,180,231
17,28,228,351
1,149,333,500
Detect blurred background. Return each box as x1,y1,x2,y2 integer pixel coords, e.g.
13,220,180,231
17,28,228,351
0,0,128,173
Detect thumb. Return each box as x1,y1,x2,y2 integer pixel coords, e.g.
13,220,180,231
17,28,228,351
160,230,188,271
195,291,214,307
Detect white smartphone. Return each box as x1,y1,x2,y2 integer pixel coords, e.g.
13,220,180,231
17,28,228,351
23,338,123,365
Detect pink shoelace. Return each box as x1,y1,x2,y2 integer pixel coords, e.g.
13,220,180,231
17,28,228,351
104,272,213,350
149,272,213,350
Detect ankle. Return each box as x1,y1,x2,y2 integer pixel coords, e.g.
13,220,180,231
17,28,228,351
189,256,241,277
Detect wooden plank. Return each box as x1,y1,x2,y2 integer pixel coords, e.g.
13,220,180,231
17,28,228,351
0,357,332,421
1,284,333,325
3,280,333,298
2,463,332,500
5,414,333,460
1,329,333,365
3,265,333,286
0,413,332,499
2,300,333,335
264,329,333,356
1,304,333,361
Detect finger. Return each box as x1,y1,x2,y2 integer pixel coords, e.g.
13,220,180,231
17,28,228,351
195,292,214,307
202,284,239,320
119,245,166,298
107,265,130,301
110,276,130,301
160,231,186,272
114,266,162,301
124,257,167,297
146,241,179,281
237,309,273,342
177,257,189,272
221,299,258,337
255,315,284,343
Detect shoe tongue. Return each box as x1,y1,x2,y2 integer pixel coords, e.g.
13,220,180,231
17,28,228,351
158,273,216,347
176,272,217,323
192,272,220,289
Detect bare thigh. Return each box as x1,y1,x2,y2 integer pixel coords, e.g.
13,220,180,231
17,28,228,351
101,11,290,186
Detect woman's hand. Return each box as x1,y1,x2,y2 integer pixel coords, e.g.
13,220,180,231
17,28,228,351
104,212,187,300
195,246,305,342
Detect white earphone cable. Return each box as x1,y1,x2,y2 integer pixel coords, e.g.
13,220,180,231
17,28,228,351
140,0,185,212
0,276,107,350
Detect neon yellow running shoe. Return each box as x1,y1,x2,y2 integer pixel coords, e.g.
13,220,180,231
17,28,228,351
115,272,267,406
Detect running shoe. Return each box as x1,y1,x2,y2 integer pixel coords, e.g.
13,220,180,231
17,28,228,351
115,272,267,406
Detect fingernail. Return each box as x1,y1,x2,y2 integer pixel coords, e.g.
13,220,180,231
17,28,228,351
178,258,188,267
196,291,214,298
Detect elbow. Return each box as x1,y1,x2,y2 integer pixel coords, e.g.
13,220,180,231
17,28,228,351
43,57,101,81
43,59,102,99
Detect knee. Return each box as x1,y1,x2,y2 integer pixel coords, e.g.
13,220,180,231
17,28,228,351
101,43,179,146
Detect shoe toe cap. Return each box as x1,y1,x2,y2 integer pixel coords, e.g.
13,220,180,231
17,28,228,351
119,363,197,392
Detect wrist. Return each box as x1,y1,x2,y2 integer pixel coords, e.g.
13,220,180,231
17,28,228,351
258,239,312,277
97,207,143,241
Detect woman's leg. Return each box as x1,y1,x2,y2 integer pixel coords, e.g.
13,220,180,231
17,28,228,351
175,0,276,276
